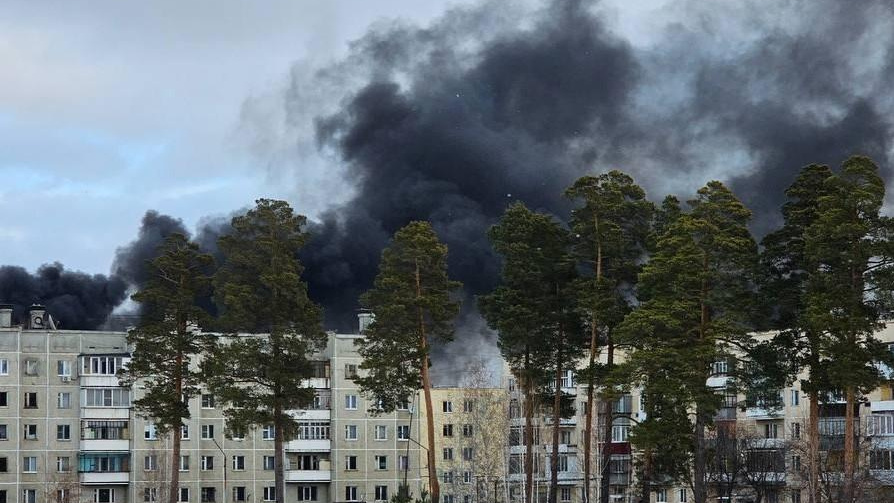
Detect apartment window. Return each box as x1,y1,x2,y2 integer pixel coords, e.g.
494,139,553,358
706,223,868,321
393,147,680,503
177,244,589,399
144,423,157,440
296,454,320,470
656,489,667,503
0,457,7,472
791,389,799,406
375,455,387,470
262,425,274,440
463,471,472,483
200,488,216,503
23,456,37,473
24,392,38,408
345,395,358,410
83,356,123,376
345,364,358,379
179,488,189,503
56,424,71,440
462,447,473,461
57,489,70,503
345,425,358,440
262,487,275,502
0,359,7,375
397,424,410,440
201,424,214,439
443,401,453,413
561,369,575,388
180,455,190,471
611,425,629,443
0,424,6,440
463,424,473,437
345,487,358,502
298,421,330,440
232,488,246,503
712,360,728,375
793,422,801,439
375,425,387,440
399,455,410,471
679,489,688,502
83,388,130,407
396,399,410,411
346,456,358,470
443,448,454,460
23,490,37,503
443,471,454,484
443,496,454,503
24,359,38,376
227,427,245,441
263,456,275,470
181,424,189,439
144,455,157,471
443,424,454,437
57,392,71,409
24,424,37,440
57,360,72,377
56,456,70,472
0,392,6,407
232,456,245,470
297,486,317,501
201,456,214,471
765,423,779,439
791,491,801,503
143,489,158,503
201,394,215,408
463,399,475,413
375,486,388,501
557,454,568,472
560,430,572,445
560,488,571,502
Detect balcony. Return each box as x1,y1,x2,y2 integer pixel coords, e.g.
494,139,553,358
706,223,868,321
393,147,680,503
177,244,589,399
289,409,330,421
872,401,894,413
80,472,129,485
284,439,331,452
745,407,783,420
80,439,129,451
81,375,121,387
285,469,332,483
80,408,129,420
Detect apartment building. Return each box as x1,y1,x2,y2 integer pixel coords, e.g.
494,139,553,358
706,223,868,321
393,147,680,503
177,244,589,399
0,305,424,503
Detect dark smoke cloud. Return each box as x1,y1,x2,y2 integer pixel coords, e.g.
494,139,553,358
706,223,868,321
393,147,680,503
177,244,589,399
0,263,126,330
112,210,190,287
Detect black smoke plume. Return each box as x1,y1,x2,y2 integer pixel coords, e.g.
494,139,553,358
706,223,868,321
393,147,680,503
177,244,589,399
112,210,190,288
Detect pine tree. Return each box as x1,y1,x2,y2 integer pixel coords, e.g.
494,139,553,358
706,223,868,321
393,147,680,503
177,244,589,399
479,202,582,503
620,182,759,503
803,156,894,502
355,221,462,503
203,199,326,503
118,233,214,503
564,171,653,503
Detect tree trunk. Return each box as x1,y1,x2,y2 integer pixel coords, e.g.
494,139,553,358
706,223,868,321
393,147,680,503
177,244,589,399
274,406,285,503
640,448,651,503
843,386,856,503
524,352,535,503
693,257,709,503
549,354,563,503
417,261,440,503
584,213,603,503
169,350,183,503
808,391,819,503
599,341,614,503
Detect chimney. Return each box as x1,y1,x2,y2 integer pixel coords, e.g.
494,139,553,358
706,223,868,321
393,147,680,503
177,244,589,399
28,304,47,330
358,310,375,334
0,304,12,328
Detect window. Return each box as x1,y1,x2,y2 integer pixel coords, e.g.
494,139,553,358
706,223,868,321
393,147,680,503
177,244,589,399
200,488,216,503
143,489,158,503
345,425,358,440
144,455,157,471
561,369,575,388
793,422,801,439
298,421,330,440
463,399,475,413
791,491,801,503
557,455,568,472
463,424,473,437
179,488,189,503
397,425,410,440
463,471,472,483
443,448,454,460
0,392,6,406
232,488,246,503
263,456,275,470
346,456,358,470
232,456,245,470
83,388,130,407
262,487,275,502
24,392,38,408
23,456,37,473
201,456,214,471
443,496,454,503
144,423,157,440
23,490,37,503
443,424,454,437
295,455,320,470
298,486,318,501
791,389,800,406
375,425,387,440
24,359,38,376
0,424,6,440
83,356,123,376
180,455,190,471
375,455,387,470
24,424,37,440
181,424,189,440
712,360,729,375
345,364,358,379
560,488,571,502
560,430,572,444
345,487,358,502
262,425,274,440
463,447,473,461
397,399,410,410
0,359,7,375
611,425,629,443
765,423,779,439
57,392,71,409
375,486,388,501
201,424,214,439
443,401,453,413
57,360,71,377
55,490,70,503
399,455,410,471
345,395,358,410
201,394,215,408
679,489,688,502
656,489,667,503
56,424,71,440
57,456,70,472
442,471,454,483
0,457,6,472
228,427,245,440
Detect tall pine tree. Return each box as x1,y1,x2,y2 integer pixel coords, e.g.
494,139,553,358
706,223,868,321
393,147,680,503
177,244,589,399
355,221,462,503
118,233,214,503
203,199,326,503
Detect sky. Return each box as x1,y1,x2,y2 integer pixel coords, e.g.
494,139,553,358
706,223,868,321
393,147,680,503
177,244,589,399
0,0,528,274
